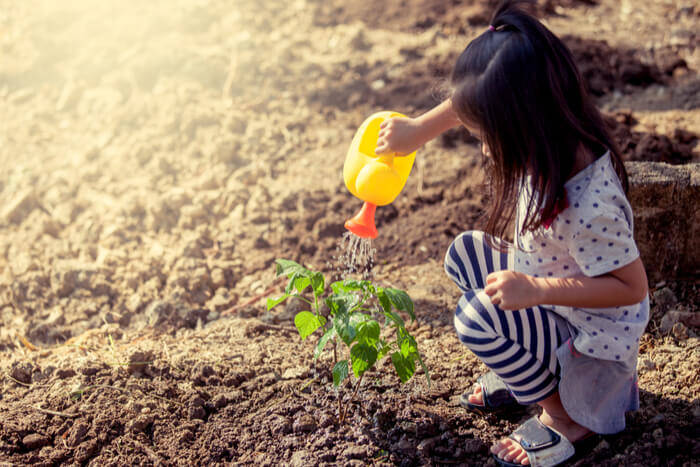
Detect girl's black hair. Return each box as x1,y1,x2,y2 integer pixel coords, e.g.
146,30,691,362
450,0,628,250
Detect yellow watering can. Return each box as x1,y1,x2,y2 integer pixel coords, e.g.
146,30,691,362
343,111,417,239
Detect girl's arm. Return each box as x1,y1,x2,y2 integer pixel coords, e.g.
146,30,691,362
485,257,649,310
375,99,462,155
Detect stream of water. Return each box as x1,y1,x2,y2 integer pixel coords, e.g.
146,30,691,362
328,231,376,281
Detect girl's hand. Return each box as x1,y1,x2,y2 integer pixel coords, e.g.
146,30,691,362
484,271,544,311
375,117,425,156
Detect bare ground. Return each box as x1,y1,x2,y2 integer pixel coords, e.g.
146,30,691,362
0,0,698,465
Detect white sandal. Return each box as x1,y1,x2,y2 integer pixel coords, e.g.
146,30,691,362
493,416,598,467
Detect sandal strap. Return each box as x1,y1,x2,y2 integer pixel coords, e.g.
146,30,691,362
508,417,575,466
481,371,516,408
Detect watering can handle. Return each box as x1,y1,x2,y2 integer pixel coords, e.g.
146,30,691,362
375,153,395,166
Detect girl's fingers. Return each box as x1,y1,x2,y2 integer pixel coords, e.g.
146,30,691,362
484,284,495,296
375,143,388,154
380,120,388,129
486,273,498,284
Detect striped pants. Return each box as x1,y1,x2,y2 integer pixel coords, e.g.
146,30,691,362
444,231,568,404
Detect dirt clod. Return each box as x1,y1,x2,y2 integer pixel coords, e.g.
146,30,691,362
66,421,89,447
128,415,155,433
9,362,33,385
22,433,51,450
293,413,317,433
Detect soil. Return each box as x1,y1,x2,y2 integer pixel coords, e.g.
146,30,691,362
1,0,698,465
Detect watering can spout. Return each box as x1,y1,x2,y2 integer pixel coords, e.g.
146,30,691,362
344,202,377,239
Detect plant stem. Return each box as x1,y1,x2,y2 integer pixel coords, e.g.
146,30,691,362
339,372,364,424
333,341,341,422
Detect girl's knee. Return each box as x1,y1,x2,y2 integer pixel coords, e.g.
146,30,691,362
444,230,482,289
453,291,498,342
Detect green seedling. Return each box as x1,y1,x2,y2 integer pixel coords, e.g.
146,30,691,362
267,259,429,423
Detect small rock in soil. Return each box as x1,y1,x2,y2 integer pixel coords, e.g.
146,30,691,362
188,395,206,407
293,413,317,433
211,393,228,409
289,449,314,467
80,366,101,376
392,434,414,454
67,421,89,447
127,415,154,433
22,433,51,450
318,414,334,428
56,368,76,379
594,439,610,454
281,367,307,380
188,405,207,420
373,409,395,429
270,416,292,435
74,439,98,463
653,287,678,312
639,357,655,371
144,300,172,327
127,350,154,375
671,322,689,340
417,436,440,455
192,363,215,384
463,438,484,454
415,417,438,438
10,362,34,384
659,310,680,332
342,446,367,460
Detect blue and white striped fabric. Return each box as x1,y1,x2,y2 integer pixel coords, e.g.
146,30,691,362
445,231,569,404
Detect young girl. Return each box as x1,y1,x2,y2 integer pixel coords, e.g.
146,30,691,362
375,2,649,466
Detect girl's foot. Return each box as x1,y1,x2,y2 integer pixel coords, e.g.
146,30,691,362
461,372,524,415
491,408,591,465
467,383,484,405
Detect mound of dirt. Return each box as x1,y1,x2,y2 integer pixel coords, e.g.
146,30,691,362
606,111,698,164
313,0,598,33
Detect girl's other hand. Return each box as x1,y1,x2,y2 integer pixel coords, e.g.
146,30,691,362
484,271,543,311
375,117,425,156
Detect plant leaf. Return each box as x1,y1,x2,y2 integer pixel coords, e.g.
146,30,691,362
391,351,416,383
294,311,326,340
333,360,349,387
350,343,378,378
325,292,360,316
376,339,392,361
416,351,431,387
356,320,380,346
333,313,357,346
331,279,370,294
267,293,290,310
400,335,418,358
275,259,309,277
293,275,311,294
349,313,371,326
314,326,336,360
385,288,415,321
383,309,405,329
375,287,392,314
310,272,325,297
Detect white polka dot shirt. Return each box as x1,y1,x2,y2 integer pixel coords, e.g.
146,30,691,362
513,151,649,362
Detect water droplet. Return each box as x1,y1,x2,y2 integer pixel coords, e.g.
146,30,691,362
326,231,376,281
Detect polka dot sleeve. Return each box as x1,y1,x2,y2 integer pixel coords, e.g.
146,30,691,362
563,209,640,277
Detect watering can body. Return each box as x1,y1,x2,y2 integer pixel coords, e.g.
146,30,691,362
343,111,417,238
